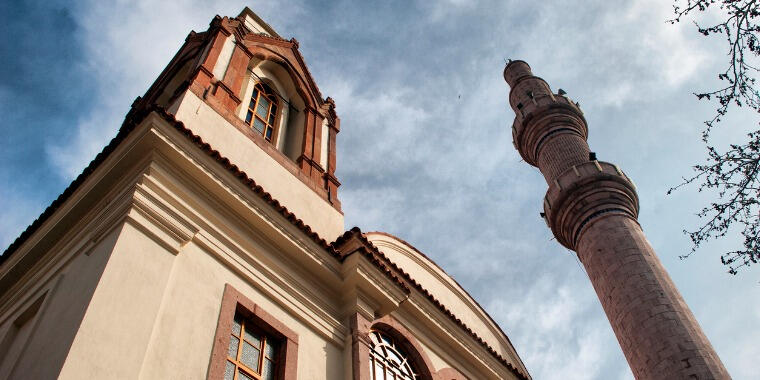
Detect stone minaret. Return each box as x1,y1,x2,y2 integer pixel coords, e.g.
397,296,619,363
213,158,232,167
503,60,730,379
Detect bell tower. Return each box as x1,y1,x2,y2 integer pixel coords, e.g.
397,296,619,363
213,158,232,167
132,7,343,240
503,60,730,379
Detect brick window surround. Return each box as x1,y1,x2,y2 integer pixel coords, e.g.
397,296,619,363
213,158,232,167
208,284,298,379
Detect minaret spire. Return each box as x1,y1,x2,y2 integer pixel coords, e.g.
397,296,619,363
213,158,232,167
504,60,730,379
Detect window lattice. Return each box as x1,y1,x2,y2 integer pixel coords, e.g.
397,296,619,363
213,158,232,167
245,82,278,142
225,312,279,380
369,330,419,380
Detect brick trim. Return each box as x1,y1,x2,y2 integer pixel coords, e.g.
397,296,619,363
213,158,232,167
363,231,523,367
350,313,373,380
207,284,298,380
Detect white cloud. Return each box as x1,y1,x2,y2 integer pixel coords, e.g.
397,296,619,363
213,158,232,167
505,0,710,109
489,273,629,379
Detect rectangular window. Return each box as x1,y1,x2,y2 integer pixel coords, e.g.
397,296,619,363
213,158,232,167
208,285,298,380
225,312,279,380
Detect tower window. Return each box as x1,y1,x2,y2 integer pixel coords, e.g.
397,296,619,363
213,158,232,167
369,330,419,380
245,82,279,142
225,312,280,380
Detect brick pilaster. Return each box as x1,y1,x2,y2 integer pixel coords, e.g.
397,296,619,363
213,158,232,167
211,41,252,112
193,23,231,89
350,313,373,380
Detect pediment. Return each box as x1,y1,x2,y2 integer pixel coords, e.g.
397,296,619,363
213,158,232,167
239,33,326,111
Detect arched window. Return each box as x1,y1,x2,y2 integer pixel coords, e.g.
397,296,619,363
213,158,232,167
245,82,279,142
369,330,419,380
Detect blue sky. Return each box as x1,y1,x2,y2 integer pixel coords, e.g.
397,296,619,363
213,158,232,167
1,0,758,379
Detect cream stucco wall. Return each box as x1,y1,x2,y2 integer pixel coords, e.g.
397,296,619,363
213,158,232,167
0,225,123,380
0,117,350,380
59,222,176,379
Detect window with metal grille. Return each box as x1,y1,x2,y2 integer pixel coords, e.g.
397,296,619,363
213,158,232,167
369,330,419,380
224,312,279,380
245,82,278,142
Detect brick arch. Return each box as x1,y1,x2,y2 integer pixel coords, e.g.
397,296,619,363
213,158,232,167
244,45,318,110
370,316,436,380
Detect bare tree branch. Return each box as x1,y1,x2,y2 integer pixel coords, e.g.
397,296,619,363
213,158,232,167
669,0,760,274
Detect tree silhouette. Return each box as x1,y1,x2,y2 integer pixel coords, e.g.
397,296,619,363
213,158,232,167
670,0,760,274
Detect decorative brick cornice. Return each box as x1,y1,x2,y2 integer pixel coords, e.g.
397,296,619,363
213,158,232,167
231,18,325,109
505,61,587,167
214,17,232,37
289,41,324,104
211,79,241,105
233,39,254,58
542,160,639,250
322,97,339,124
324,172,341,187
244,32,293,48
